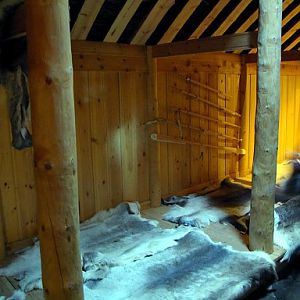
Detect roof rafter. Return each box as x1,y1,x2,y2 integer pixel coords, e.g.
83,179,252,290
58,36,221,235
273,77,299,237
212,0,252,37
158,0,202,44
131,0,175,45
284,33,300,51
71,0,105,40
190,0,230,39
104,0,142,43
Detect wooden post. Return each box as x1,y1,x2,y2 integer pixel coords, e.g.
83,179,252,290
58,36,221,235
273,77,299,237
249,0,282,253
147,47,161,207
26,1,84,299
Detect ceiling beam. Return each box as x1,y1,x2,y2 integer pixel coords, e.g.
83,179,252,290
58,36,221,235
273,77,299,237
212,0,251,37
158,0,202,44
152,31,258,58
131,0,175,45
244,50,300,63
104,0,142,43
190,0,230,39
71,0,105,40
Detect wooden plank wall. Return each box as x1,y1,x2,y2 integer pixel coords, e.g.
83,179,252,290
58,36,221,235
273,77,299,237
0,41,150,247
157,53,242,196
239,62,300,177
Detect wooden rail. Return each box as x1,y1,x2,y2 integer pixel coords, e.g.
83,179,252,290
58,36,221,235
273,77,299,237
151,133,246,155
177,89,241,117
171,108,241,129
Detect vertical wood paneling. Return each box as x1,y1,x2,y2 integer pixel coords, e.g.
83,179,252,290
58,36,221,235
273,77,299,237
74,71,95,220
208,73,218,181
190,72,201,185
199,72,209,183
218,74,226,179
136,72,150,204
240,64,300,175
89,72,112,211
119,72,139,201
105,72,123,207
11,148,36,239
157,72,169,195
0,86,20,243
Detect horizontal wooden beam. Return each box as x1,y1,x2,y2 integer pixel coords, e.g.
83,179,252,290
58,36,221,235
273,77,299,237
244,50,300,63
152,32,258,58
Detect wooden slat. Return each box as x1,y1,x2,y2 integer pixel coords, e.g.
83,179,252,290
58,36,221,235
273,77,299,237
282,22,300,44
159,0,202,44
147,49,161,207
190,0,230,39
74,71,95,220
71,0,105,40
136,72,150,205
157,72,169,195
208,73,218,180
131,0,175,45
104,0,142,43
212,0,251,37
0,86,21,243
282,2,300,27
284,34,300,51
153,32,258,57
239,66,251,176
218,74,226,179
0,190,5,260
89,72,112,211
236,9,258,33
11,148,37,239
119,72,139,201
105,72,123,207
190,72,201,185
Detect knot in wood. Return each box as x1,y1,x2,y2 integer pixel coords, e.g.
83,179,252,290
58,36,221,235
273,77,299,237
44,161,53,170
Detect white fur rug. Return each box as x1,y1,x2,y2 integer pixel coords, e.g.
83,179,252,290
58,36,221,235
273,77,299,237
0,203,277,300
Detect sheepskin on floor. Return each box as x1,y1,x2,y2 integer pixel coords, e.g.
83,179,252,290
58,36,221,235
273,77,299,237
0,203,276,300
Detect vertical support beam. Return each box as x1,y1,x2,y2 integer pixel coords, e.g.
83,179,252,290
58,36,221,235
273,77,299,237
147,47,161,207
0,191,5,260
26,1,84,299
249,0,282,253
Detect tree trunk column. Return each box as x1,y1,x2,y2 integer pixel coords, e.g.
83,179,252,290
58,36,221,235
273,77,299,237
249,0,282,253
26,1,84,299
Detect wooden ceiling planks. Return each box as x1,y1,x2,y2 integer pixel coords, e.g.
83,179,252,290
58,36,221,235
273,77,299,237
282,3,300,27
71,0,105,40
131,0,175,45
282,21,300,44
190,0,230,39
285,34,300,50
158,0,202,44
212,0,252,37
104,0,142,43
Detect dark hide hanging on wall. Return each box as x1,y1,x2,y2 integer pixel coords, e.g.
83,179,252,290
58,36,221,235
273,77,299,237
2,65,32,150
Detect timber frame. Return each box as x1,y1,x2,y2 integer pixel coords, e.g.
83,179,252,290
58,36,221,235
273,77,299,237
0,0,298,298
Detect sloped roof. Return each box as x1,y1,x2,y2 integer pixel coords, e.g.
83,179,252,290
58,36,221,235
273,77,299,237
69,0,299,53
1,0,299,54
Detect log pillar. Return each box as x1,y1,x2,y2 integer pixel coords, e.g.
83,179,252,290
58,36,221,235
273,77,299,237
249,0,282,253
26,1,84,299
